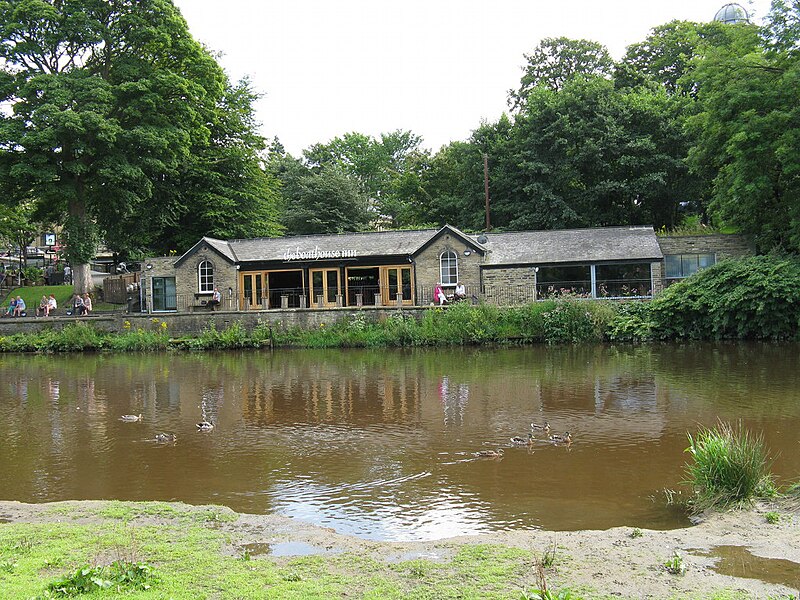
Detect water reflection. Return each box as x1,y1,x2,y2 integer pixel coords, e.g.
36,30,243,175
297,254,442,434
0,344,799,541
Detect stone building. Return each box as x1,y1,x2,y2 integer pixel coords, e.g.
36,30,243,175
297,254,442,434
141,225,752,313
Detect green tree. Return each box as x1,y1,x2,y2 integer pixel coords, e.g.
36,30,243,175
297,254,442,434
686,2,798,251
508,37,614,110
0,0,279,291
303,130,426,227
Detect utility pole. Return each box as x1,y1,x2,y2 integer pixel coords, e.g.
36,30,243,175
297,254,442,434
483,153,491,231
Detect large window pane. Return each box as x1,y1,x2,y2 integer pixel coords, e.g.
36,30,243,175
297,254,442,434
440,251,458,285
596,263,652,297
536,266,591,298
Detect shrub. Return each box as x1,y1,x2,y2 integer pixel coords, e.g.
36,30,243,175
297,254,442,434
541,299,600,344
650,255,800,340
684,421,775,511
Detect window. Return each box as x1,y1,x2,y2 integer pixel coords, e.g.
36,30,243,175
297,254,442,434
198,260,214,293
440,250,458,285
536,265,591,298
152,277,177,311
665,254,715,280
595,263,652,298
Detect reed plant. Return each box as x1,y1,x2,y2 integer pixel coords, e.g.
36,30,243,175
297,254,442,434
684,421,775,511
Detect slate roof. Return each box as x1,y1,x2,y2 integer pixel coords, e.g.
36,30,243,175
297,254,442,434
478,226,663,266
177,225,662,266
226,229,438,262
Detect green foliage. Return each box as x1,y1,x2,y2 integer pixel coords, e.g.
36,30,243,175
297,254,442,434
541,299,614,344
663,552,686,575
649,256,800,340
606,301,653,342
684,421,775,511
629,528,643,539
765,511,781,524
45,560,153,596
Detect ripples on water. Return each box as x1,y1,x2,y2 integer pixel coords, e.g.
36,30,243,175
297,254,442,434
0,343,798,541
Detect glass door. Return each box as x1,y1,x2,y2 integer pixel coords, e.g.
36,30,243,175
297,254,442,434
241,273,264,309
310,268,340,307
380,266,413,305
152,277,176,311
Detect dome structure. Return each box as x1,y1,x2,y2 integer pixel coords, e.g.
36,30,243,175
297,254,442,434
714,3,749,24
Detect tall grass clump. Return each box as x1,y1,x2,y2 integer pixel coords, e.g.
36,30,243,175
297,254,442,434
684,421,775,511
540,298,616,344
650,255,800,340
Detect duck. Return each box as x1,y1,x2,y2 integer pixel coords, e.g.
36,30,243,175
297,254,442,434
549,431,572,444
473,448,504,458
196,421,214,431
531,421,551,433
120,414,142,422
510,432,534,445
154,433,177,443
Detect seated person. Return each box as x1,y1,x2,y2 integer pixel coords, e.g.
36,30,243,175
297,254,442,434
454,282,466,301
48,294,57,314
207,287,221,309
433,283,448,306
13,296,26,317
71,293,84,315
82,293,92,314
36,295,49,317
4,297,16,317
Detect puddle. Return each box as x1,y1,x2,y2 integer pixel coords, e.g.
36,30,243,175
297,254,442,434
692,545,800,590
242,541,340,557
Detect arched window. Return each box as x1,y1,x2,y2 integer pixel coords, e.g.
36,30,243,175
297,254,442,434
198,260,214,293
439,250,458,285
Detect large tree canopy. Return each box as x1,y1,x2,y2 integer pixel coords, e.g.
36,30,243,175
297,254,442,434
0,0,280,291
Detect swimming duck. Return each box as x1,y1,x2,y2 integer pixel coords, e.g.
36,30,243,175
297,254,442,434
154,433,177,443
510,432,534,445
531,421,550,433
196,421,214,431
549,431,572,444
120,414,142,422
473,448,504,458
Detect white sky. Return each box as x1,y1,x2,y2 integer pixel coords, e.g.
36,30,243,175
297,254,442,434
173,0,771,156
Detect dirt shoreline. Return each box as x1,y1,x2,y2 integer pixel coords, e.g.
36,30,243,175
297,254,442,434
1,499,798,598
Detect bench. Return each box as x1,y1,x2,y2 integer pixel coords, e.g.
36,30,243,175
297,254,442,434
189,299,219,312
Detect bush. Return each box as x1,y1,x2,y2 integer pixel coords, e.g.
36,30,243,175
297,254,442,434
650,255,800,340
684,421,775,511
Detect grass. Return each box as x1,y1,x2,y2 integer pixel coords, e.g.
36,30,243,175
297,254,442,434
0,285,74,315
0,510,540,599
684,421,776,512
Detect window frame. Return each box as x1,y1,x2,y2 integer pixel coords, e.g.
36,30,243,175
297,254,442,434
439,250,458,286
198,260,214,293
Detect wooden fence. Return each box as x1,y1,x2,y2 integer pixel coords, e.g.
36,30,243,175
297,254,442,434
103,273,140,304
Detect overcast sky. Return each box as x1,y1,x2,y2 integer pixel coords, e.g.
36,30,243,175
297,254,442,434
172,0,770,156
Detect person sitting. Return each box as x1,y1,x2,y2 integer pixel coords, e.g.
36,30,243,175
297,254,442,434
4,297,16,317
36,295,49,317
13,296,26,317
47,294,57,315
207,287,221,310
71,293,84,316
82,293,92,314
454,282,466,301
433,283,448,306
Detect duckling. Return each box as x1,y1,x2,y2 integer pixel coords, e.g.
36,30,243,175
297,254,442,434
473,448,504,458
154,433,177,443
549,431,572,445
196,421,214,431
531,421,551,433
510,432,534,445
120,413,142,422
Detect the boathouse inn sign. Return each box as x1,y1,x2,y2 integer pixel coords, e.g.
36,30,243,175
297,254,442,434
283,246,358,261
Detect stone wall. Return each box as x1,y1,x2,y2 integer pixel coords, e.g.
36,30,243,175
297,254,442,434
656,233,754,258
0,306,433,337
481,266,537,305
413,233,483,304
143,251,238,312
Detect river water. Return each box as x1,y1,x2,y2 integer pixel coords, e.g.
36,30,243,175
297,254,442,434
1,344,798,541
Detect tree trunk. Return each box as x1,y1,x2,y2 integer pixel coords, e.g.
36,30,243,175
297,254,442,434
72,263,93,295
